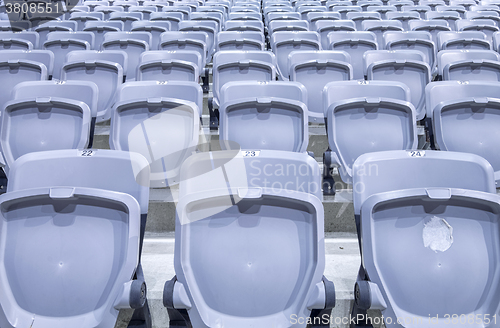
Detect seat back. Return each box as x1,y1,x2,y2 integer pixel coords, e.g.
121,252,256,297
0,31,38,49
289,50,352,122
11,80,98,146
385,11,420,31
179,20,218,59
43,35,91,80
437,49,500,80
361,20,404,49
131,20,171,50
224,19,264,32
409,19,452,45
306,11,341,30
315,19,356,50
437,31,490,51
35,21,78,48
328,31,378,79
456,19,500,43
109,12,143,31
353,150,500,328
212,51,276,107
219,81,308,152
150,12,183,31
346,11,381,30
47,31,95,49
83,21,124,50
102,31,150,81
268,19,309,34
62,50,126,122
384,31,436,68
172,149,324,328
159,31,208,65
0,186,141,328
138,50,201,82
109,81,201,187
216,31,265,51
270,31,321,80
0,96,91,171
366,49,431,120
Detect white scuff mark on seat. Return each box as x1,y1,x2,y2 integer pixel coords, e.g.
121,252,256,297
423,216,453,252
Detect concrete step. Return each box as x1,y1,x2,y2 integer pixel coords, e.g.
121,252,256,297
114,232,385,328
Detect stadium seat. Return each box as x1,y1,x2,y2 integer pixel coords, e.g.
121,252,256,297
289,50,353,122
315,19,356,50
437,49,500,81
102,31,151,81
365,49,431,120
346,11,381,30
159,31,208,66
83,20,124,50
131,20,171,50
437,30,491,51
306,11,341,30
178,20,218,60
218,81,309,152
109,11,143,31
164,149,334,328
328,31,378,79
384,31,436,69
216,31,265,51
150,12,183,31
409,19,451,45
109,81,202,187
137,50,201,82
456,19,500,43
224,19,264,32
62,50,127,122
11,80,98,148
270,31,321,80
362,20,404,49
268,19,310,34
69,12,104,31
323,80,416,185
35,21,78,48
385,11,420,31
351,149,499,328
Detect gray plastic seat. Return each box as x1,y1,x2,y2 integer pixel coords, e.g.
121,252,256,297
266,11,301,27
62,50,126,122
212,50,277,107
0,49,53,77
69,12,104,31
164,149,333,328
35,21,77,49
191,11,224,31
409,19,451,45
83,21,124,50
128,5,156,20
289,50,353,122
403,5,432,19
346,11,381,30
456,19,500,43
436,4,467,18
43,34,91,80
270,31,321,80
164,6,191,20
384,31,436,69
306,11,341,30
102,31,150,81
331,5,362,20
0,58,48,116
366,5,397,19
268,19,310,34
428,84,500,184
224,19,264,32
0,20,30,32
315,20,356,50
385,11,420,31
109,11,142,31
324,81,417,183
437,49,500,81
11,80,98,147
131,20,170,50
218,81,309,152
361,20,403,49
426,10,461,30
150,12,183,31
0,185,143,328
216,31,264,51
159,31,208,65
0,31,38,49
47,31,95,50
352,150,500,327
437,30,491,51
493,31,500,52
328,31,378,79
178,20,218,60
94,5,125,20
365,49,431,120
0,96,91,172
137,50,201,82
109,81,202,187
298,5,327,20
466,10,500,27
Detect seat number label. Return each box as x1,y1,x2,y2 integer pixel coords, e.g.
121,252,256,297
79,150,95,157
243,151,260,157
408,150,425,157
